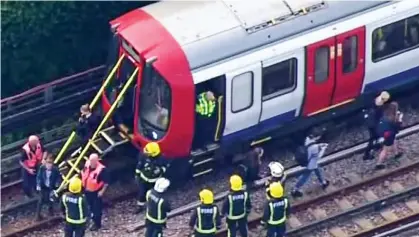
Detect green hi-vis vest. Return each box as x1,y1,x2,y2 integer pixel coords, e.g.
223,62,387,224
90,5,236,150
196,93,216,117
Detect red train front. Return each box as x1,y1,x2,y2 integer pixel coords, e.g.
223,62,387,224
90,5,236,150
101,9,195,160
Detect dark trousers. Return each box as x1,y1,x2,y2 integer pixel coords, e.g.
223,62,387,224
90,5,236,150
193,232,215,237
364,127,379,158
266,223,286,237
193,116,216,148
145,221,164,237
36,188,54,217
85,191,103,228
137,178,155,206
64,223,86,237
227,218,248,237
22,168,36,198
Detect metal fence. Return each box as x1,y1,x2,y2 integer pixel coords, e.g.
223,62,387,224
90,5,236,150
1,66,106,134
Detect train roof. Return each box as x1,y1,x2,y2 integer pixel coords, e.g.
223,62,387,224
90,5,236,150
141,0,394,71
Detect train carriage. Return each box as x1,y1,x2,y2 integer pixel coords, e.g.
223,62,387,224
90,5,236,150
98,0,419,180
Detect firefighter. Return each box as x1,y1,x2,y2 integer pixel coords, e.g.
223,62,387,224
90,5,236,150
61,177,88,237
261,182,290,237
135,142,166,213
189,189,222,237
80,153,109,231
20,135,48,198
265,162,286,200
237,147,264,187
221,175,251,237
145,177,172,237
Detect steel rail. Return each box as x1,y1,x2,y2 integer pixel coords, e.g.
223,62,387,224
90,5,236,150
370,217,419,237
124,123,419,232
2,125,418,236
215,160,419,237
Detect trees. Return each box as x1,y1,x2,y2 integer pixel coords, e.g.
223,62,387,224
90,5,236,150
1,1,148,98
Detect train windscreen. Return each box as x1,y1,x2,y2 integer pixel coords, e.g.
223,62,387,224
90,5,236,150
137,66,171,140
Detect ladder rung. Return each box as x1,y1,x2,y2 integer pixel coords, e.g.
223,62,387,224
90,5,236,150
100,131,115,145
90,142,104,154
193,158,214,167
67,161,81,173
59,161,67,168
70,147,82,158
118,132,128,140
193,169,213,178
101,125,115,133
118,124,129,133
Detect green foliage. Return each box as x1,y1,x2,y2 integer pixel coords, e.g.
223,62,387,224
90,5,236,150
1,1,147,98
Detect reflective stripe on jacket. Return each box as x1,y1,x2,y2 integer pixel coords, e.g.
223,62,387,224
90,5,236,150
81,160,105,192
22,142,43,168
135,159,165,183
62,193,87,224
227,192,248,220
268,198,288,225
145,189,168,224
196,93,215,117
195,206,218,234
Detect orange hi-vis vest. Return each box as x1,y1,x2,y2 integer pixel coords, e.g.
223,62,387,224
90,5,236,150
22,142,43,168
81,160,105,192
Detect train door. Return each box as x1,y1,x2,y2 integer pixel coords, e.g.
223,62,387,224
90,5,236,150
333,27,366,104
223,62,262,138
302,37,336,116
302,27,366,116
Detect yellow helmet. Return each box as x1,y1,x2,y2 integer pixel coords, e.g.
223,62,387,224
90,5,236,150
269,182,284,198
69,177,82,194
199,189,214,204
230,175,243,191
143,142,161,158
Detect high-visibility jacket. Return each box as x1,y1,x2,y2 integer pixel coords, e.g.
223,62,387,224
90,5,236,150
189,204,221,234
145,189,171,224
22,141,43,168
135,155,166,183
262,197,290,226
196,92,216,117
81,160,105,192
222,190,251,220
61,192,88,224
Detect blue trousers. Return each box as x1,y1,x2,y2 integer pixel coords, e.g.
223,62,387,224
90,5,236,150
295,168,325,190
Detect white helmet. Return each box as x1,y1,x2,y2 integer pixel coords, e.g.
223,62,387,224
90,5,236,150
269,161,284,178
154,178,170,193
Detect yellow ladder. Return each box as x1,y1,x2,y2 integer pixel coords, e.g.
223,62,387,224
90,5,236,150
55,66,139,193
54,54,126,165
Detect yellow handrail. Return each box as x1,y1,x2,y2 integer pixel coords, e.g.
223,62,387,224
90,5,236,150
54,55,126,164
57,67,139,191
214,96,223,142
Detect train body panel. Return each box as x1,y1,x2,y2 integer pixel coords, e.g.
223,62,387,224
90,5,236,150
104,0,419,161
142,0,389,71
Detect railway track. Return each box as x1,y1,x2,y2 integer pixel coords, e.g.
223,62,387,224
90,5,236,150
223,159,419,237
3,124,417,237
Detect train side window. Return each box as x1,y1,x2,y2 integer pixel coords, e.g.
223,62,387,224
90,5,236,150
314,46,329,83
372,14,419,62
342,36,358,74
231,72,253,113
262,58,297,101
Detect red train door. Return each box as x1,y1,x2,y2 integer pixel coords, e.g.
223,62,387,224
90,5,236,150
302,27,366,116
333,26,366,104
302,37,336,116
